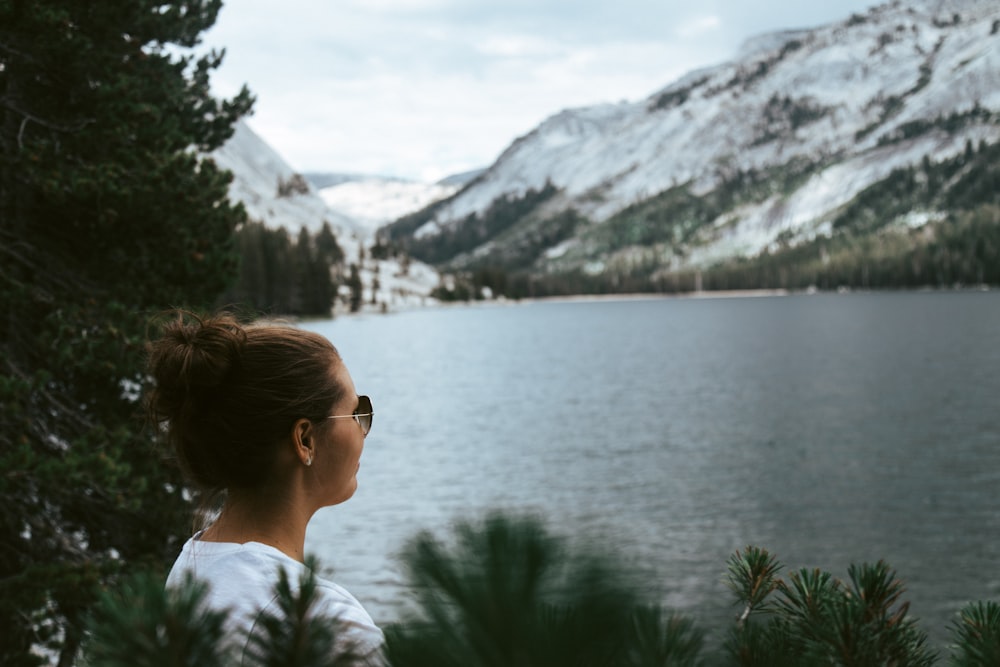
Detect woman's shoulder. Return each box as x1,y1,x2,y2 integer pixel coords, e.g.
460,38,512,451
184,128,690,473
167,538,385,663
309,574,384,652
255,557,386,665
167,536,297,587
167,537,382,639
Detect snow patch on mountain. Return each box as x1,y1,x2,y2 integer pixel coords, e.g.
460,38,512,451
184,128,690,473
319,178,458,236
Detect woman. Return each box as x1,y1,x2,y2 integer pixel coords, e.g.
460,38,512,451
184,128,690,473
147,311,383,665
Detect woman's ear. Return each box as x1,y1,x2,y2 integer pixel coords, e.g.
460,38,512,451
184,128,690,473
291,418,315,467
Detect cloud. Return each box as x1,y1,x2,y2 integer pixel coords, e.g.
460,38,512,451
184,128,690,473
343,0,451,9
476,34,563,58
205,0,881,180
241,35,718,179
675,15,723,38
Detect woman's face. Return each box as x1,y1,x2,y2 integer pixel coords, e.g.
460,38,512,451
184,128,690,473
315,362,368,507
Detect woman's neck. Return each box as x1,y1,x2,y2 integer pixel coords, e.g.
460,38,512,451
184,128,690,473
200,487,311,562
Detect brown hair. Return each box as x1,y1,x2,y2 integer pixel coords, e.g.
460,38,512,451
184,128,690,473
146,311,345,493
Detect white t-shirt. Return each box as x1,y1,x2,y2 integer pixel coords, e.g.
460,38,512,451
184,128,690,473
166,535,384,666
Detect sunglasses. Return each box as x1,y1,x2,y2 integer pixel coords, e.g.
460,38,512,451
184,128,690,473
326,394,373,436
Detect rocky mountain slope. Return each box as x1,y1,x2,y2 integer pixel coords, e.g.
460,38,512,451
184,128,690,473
211,121,360,237
384,0,1000,291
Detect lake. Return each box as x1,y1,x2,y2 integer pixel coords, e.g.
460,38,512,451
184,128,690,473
302,291,1000,648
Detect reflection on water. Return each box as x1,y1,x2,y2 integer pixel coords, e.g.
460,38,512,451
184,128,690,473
303,291,1000,646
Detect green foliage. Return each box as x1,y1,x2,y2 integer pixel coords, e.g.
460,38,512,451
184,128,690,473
385,512,696,667
726,547,937,666
625,606,705,667
949,601,1000,666
75,520,1000,667
0,1,251,663
728,546,783,628
85,571,231,667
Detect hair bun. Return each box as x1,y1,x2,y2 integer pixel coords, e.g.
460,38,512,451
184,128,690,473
148,313,247,417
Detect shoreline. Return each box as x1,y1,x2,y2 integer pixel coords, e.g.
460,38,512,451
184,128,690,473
319,283,994,320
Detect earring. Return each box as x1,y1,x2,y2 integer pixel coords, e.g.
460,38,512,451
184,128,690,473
305,456,313,467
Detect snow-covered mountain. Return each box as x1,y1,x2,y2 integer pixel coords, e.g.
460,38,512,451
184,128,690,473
318,177,459,234
211,121,441,309
387,0,1000,280
211,121,360,237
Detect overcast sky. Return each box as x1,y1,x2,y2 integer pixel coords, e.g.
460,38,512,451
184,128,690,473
202,0,881,182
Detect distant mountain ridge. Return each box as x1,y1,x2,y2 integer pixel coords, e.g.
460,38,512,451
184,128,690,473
384,0,1000,291
305,169,485,190
317,177,459,231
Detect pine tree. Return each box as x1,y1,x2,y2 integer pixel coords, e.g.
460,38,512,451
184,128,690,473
347,263,363,313
316,222,344,267
725,546,936,666
296,225,320,314
0,1,252,663
294,225,338,317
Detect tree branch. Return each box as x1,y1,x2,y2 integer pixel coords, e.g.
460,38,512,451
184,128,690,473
1,98,95,147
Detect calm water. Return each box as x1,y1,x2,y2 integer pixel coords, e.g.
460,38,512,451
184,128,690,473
303,291,1000,647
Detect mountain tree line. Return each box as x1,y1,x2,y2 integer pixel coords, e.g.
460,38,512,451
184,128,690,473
219,220,349,317
432,203,1000,301
697,204,1000,292
431,138,1000,300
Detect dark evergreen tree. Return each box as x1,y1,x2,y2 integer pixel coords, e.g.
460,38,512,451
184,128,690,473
314,222,344,314
296,225,320,313
295,225,337,317
262,226,297,313
227,220,268,309
347,263,363,313
0,1,252,663
316,221,345,266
